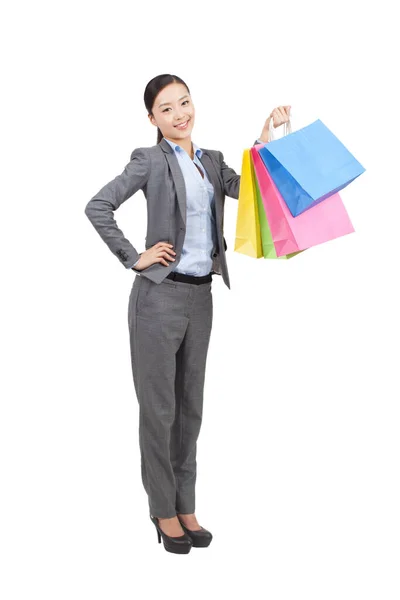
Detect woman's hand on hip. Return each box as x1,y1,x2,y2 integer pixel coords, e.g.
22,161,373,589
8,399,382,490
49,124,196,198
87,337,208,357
134,242,176,270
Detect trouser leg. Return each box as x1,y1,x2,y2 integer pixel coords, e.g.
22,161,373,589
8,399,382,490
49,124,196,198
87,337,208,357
170,282,213,514
128,275,189,518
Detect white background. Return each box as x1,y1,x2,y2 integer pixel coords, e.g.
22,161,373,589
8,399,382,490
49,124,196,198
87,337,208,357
1,0,399,598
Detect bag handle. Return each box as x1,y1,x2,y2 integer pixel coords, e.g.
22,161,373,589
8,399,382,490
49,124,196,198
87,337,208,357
268,110,292,141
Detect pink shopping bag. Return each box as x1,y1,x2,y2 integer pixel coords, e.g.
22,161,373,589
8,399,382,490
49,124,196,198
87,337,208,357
251,145,355,256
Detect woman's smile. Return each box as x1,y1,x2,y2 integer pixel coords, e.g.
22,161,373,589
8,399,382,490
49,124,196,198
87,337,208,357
174,118,191,130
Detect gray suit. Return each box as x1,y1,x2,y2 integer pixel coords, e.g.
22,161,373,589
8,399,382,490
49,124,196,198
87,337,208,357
85,137,260,518
85,137,260,289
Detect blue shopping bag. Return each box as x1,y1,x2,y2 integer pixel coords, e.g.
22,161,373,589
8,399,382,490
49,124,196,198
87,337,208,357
258,119,366,217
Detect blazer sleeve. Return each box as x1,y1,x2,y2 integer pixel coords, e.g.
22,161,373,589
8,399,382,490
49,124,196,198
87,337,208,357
218,139,263,200
84,147,150,269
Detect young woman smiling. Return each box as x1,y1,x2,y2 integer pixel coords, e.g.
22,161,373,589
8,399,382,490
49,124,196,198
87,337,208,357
85,74,290,554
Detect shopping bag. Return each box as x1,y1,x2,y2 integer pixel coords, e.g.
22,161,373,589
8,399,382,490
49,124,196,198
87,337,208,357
234,148,263,258
234,149,299,259
251,155,300,260
251,144,355,255
258,119,366,217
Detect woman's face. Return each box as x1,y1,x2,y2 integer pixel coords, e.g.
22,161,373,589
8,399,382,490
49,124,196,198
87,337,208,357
149,82,195,142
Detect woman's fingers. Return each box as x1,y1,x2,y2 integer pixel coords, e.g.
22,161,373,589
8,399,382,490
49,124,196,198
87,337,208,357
271,108,281,127
268,105,291,128
160,248,176,259
271,106,291,127
159,248,175,258
155,252,170,266
156,241,173,250
154,249,176,263
279,105,291,120
159,250,175,261
277,106,288,121
156,257,168,266
154,242,176,258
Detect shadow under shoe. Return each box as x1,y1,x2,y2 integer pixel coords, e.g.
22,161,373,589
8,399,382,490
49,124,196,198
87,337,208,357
150,514,193,554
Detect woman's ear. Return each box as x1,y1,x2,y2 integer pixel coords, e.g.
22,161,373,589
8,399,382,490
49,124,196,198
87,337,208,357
148,114,157,127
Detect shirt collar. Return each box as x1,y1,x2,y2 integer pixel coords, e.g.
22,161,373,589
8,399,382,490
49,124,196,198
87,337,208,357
163,137,203,158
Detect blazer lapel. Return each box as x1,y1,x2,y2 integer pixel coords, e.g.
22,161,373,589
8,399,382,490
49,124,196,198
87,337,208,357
198,151,224,229
158,138,223,226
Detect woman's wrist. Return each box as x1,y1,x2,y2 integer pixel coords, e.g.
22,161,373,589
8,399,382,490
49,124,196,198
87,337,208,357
258,133,270,144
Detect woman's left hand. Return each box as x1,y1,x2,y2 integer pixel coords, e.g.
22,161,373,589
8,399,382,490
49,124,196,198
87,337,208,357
259,105,291,142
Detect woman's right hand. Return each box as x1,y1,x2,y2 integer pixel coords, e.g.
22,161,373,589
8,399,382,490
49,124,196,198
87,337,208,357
134,241,176,270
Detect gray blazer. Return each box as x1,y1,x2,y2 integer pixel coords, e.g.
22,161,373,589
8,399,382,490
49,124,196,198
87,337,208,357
85,137,260,289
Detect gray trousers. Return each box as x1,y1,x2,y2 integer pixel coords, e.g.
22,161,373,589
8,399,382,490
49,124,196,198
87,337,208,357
127,274,213,518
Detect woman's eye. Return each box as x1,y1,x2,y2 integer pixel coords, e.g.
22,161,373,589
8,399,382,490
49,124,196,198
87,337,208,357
163,100,189,113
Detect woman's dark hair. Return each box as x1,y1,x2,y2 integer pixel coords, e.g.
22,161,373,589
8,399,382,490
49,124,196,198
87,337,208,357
144,74,190,144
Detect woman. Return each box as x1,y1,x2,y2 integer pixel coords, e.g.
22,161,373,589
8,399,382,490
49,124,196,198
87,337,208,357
85,74,290,554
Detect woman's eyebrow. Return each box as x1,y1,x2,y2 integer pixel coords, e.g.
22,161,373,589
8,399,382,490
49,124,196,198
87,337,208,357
158,95,189,108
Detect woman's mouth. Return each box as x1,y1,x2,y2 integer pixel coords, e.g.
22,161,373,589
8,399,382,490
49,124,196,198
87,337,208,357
174,119,190,130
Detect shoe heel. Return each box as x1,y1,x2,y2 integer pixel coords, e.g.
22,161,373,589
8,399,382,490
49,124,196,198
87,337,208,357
157,529,161,544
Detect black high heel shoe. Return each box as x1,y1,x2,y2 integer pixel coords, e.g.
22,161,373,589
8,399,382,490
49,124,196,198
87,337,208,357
149,515,193,554
176,515,213,548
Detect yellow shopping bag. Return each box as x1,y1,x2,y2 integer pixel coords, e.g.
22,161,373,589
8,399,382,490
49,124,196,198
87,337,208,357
234,149,263,258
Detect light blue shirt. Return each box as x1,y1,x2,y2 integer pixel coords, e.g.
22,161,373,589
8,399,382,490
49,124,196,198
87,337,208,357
133,137,218,276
